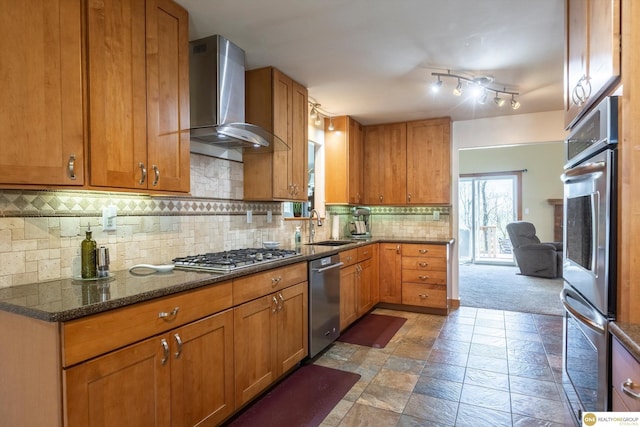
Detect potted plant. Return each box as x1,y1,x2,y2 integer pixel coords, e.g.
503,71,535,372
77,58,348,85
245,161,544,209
293,202,303,217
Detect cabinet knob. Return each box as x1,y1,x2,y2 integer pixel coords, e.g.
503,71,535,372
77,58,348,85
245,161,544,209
623,378,640,400
152,165,160,186
139,162,147,185
158,306,180,320
68,155,77,180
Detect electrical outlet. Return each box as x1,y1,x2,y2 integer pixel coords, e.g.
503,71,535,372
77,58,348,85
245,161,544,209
246,210,252,224
266,210,272,223
102,205,117,231
433,210,440,221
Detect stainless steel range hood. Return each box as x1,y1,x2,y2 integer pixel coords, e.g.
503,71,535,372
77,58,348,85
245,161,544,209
189,35,287,160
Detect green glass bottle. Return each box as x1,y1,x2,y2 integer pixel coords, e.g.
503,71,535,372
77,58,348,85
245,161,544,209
81,225,97,279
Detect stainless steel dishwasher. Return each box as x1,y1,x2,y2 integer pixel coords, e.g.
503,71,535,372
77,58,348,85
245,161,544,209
308,255,343,358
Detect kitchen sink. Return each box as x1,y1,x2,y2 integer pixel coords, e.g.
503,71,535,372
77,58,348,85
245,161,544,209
306,240,355,246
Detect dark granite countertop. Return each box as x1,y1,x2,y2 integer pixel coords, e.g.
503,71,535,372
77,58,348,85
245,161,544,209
610,322,640,360
0,236,454,323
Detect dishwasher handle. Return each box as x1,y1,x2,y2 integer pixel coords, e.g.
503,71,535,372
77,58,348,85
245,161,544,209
312,262,344,273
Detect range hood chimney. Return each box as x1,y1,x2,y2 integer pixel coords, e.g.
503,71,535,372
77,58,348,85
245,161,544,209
189,35,287,160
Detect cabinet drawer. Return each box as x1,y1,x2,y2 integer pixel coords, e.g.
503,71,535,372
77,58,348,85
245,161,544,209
402,269,447,285
63,281,233,367
233,262,307,305
401,244,446,258
340,249,358,267
357,245,373,261
401,283,447,309
401,256,446,271
612,337,640,411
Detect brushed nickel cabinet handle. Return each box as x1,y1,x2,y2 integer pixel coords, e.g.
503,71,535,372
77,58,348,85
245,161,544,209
152,165,160,186
623,379,640,400
419,294,429,299
418,275,429,280
68,155,76,180
160,338,169,365
139,162,147,184
159,307,179,320
174,333,183,359
272,296,278,313
379,195,383,202
419,262,428,268
419,249,428,254
271,276,282,287
396,245,400,254
408,193,412,202
278,293,284,311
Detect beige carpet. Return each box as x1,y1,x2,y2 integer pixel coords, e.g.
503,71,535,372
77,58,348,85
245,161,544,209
458,263,564,316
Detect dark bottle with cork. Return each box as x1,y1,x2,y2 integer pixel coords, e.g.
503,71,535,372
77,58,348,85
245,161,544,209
81,224,97,278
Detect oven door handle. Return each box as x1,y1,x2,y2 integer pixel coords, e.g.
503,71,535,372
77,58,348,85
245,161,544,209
560,287,606,334
561,161,606,183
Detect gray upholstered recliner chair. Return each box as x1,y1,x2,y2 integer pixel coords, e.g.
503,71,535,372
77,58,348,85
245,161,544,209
506,221,563,279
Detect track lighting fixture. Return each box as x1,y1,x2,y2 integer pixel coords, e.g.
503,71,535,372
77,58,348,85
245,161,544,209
511,94,521,110
328,117,335,131
308,98,338,130
452,79,463,96
431,71,520,109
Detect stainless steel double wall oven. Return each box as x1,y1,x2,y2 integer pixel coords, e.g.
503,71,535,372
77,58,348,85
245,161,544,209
560,96,618,423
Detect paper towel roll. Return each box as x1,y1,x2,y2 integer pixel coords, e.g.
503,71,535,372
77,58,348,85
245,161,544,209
331,214,340,239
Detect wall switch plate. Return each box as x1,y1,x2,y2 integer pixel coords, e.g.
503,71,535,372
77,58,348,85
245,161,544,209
433,210,440,221
266,210,272,223
102,205,117,231
246,210,252,224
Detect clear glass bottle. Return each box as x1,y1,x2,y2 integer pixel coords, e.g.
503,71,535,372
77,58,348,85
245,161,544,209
294,226,301,252
81,225,97,278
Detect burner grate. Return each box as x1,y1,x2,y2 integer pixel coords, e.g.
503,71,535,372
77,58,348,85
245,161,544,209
172,248,299,272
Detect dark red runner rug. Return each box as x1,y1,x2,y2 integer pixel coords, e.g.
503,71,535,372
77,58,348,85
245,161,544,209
337,313,407,348
225,364,360,427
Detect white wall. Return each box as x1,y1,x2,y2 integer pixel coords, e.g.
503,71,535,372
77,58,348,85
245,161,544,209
450,110,567,302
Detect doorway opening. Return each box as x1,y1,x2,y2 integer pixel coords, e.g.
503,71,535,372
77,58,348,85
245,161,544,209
458,171,522,265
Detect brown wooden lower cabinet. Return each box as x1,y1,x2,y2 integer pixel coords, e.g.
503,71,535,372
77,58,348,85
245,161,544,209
65,309,235,427
612,336,640,411
234,281,308,407
340,244,379,331
379,243,402,303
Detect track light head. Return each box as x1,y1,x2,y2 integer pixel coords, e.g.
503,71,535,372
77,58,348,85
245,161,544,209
328,117,334,131
453,79,463,96
430,77,443,93
478,91,488,104
494,92,505,107
511,95,521,110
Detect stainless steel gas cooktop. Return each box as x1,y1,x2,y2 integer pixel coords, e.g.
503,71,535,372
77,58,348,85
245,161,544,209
172,248,300,272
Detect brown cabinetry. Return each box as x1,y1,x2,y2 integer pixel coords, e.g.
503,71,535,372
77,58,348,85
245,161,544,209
379,243,403,303
340,249,359,330
245,67,308,201
325,116,365,205
565,0,621,128
363,118,451,205
406,118,451,204
234,281,308,407
339,244,378,331
65,309,234,427
0,0,84,186
88,0,190,192
401,244,448,309
612,336,640,411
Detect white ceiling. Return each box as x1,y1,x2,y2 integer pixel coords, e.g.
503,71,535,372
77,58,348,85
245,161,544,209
175,0,565,125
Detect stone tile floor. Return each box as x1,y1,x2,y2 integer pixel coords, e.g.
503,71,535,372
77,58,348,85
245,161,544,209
314,307,574,426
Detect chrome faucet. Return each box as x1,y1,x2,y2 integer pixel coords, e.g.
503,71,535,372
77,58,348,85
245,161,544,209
308,209,322,243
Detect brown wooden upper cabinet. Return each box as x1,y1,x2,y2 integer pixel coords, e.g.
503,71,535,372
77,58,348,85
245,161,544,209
88,0,190,193
244,67,308,201
324,116,364,205
565,0,620,129
362,118,451,205
0,0,85,187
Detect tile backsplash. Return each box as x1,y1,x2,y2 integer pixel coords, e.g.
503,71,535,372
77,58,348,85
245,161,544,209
0,154,450,288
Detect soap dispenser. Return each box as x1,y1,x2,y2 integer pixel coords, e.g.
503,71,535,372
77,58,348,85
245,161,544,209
81,224,97,279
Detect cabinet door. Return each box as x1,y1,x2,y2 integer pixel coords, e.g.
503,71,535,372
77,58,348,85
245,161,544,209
406,118,451,204
171,310,234,427
565,0,589,127
363,123,406,205
348,117,364,205
88,0,148,189
357,258,374,315
65,336,170,426
0,0,84,186
325,116,349,204
587,0,621,104
276,282,308,374
234,295,278,406
146,0,190,193
378,243,402,303
340,264,358,330
290,81,308,201
272,69,293,199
